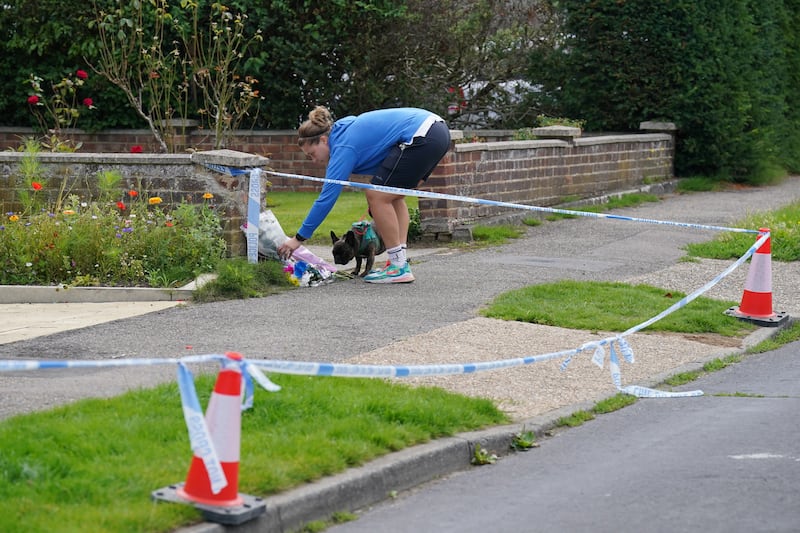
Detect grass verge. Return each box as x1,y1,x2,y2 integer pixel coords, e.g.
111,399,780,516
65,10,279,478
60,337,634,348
683,200,800,261
0,374,507,532
267,191,418,246
480,280,756,337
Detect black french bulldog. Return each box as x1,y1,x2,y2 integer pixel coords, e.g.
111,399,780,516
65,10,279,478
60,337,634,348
330,221,386,277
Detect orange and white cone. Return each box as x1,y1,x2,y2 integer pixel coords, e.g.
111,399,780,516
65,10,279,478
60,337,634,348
177,351,244,507
152,352,265,525
725,228,789,327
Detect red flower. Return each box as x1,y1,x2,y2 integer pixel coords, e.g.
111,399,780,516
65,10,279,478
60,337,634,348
165,221,174,227
31,182,42,191
128,190,139,197
130,145,143,154
116,201,126,210
83,98,93,107
27,95,39,105
76,70,88,80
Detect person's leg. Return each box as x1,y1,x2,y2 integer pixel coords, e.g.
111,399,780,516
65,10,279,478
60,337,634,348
365,120,450,283
393,196,410,247
365,189,403,250
365,191,408,271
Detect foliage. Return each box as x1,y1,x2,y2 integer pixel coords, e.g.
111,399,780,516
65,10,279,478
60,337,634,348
555,409,594,427
471,224,524,244
512,115,586,140
683,201,800,262
179,2,265,147
0,1,556,131
88,0,263,152
471,443,498,465
192,258,291,302
746,321,800,354
23,69,95,150
531,0,798,183
0,156,226,287
555,393,636,428
510,426,539,451
2,0,800,184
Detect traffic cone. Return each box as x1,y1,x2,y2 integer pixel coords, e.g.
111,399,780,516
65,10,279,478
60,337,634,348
177,351,245,506
152,352,265,525
725,228,789,327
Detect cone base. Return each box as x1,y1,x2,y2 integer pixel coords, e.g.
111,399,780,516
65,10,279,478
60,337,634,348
724,306,790,328
152,483,266,525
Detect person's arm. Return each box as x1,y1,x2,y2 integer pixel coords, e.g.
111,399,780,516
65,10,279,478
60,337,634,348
278,148,356,259
296,180,343,240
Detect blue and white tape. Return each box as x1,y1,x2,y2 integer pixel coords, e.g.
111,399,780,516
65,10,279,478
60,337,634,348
178,361,227,494
265,169,760,235
246,168,261,264
3,169,772,435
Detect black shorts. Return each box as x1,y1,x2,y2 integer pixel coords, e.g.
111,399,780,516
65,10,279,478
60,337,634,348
371,121,450,190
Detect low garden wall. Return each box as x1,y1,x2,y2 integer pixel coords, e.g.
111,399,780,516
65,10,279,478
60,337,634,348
0,122,675,252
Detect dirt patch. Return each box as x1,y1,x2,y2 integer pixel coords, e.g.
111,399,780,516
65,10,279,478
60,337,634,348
656,331,744,348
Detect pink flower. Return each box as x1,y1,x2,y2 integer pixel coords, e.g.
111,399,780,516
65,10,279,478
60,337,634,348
27,95,39,105
130,145,143,154
83,98,93,107
76,70,88,80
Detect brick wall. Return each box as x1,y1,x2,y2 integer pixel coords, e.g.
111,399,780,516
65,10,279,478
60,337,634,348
0,125,674,248
0,151,269,256
421,132,674,237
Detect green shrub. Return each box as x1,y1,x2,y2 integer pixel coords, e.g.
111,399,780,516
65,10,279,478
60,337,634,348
1,167,226,287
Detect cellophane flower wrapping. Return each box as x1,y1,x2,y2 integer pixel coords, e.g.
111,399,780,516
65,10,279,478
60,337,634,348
254,209,336,287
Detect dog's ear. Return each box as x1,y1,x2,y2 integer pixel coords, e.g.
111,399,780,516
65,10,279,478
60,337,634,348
330,230,339,244
344,230,358,247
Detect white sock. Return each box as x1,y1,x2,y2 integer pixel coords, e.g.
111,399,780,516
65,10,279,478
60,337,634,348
387,245,406,266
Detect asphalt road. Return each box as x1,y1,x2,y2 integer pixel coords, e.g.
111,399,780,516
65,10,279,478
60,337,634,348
328,340,800,533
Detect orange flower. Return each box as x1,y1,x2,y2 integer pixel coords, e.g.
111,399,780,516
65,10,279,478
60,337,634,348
148,197,162,205
8,214,19,222
128,190,138,197
203,193,214,199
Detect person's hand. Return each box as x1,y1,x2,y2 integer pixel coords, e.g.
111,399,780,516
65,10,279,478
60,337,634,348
278,237,302,260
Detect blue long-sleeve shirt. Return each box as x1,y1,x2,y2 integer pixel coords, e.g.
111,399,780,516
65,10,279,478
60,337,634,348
297,108,439,239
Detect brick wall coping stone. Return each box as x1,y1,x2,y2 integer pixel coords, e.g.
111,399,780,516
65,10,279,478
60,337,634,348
531,125,582,139
191,149,270,168
452,132,672,153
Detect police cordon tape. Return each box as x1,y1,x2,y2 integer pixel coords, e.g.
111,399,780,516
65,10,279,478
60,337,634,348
263,168,761,235
0,166,773,499
0,230,770,496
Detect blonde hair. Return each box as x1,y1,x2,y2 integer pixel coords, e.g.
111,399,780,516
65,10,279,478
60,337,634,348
298,105,334,146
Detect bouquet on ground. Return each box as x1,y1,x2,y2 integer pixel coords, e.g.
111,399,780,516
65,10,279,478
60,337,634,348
252,209,336,287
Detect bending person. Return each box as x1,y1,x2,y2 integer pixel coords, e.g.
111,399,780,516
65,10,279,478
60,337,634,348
277,106,450,284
